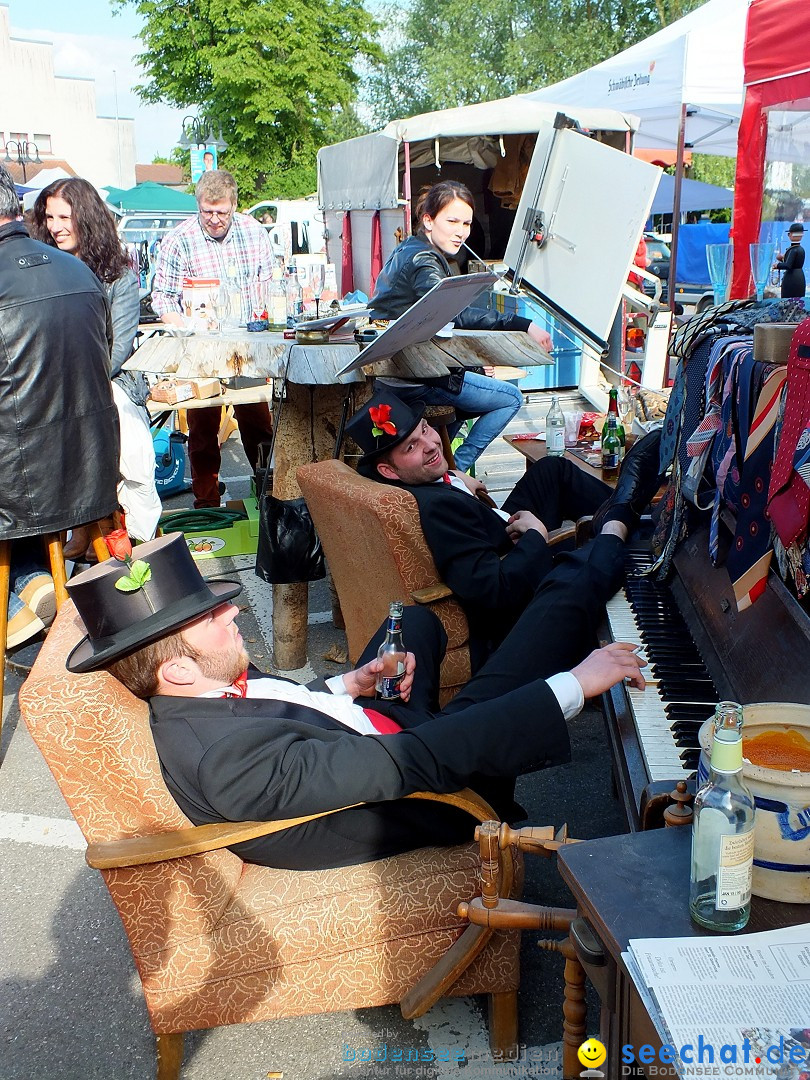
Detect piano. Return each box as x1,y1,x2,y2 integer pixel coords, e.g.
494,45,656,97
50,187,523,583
601,519,810,830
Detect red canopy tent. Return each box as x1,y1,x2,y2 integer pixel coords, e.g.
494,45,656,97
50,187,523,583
730,0,810,297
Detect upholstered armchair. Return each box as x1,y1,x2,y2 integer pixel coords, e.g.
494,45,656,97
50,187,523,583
19,604,524,1080
297,460,472,704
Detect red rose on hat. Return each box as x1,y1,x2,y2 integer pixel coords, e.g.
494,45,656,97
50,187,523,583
369,403,397,437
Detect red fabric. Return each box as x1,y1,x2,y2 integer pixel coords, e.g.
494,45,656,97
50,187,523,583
442,472,452,484
369,211,383,295
361,707,403,734
767,319,810,547
341,211,354,297
730,0,810,298
220,670,250,698
628,237,648,288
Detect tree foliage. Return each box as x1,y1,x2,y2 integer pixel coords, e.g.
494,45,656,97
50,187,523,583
362,0,706,127
115,0,380,199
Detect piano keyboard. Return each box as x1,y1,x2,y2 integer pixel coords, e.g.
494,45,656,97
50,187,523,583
605,551,719,784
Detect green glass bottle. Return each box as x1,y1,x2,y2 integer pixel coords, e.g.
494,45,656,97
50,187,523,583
689,702,755,932
601,414,621,480
607,387,626,461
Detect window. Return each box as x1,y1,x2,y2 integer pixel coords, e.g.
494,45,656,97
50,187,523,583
33,134,52,154
9,132,27,145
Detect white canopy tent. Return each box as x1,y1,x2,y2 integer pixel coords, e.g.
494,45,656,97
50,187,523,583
525,0,747,158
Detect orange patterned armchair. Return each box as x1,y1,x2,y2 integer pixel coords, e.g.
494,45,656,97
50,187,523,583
19,604,522,1079
297,459,472,703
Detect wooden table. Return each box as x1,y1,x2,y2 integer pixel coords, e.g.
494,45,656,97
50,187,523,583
504,434,614,485
558,829,810,1078
127,328,552,668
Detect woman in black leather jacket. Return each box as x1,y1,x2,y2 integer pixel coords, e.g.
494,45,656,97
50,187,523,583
32,179,161,553
369,181,552,472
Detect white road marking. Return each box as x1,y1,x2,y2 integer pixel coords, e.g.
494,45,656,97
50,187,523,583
0,811,84,851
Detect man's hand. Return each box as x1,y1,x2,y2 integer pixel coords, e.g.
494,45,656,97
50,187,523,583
343,652,417,702
527,322,553,353
571,642,647,698
506,510,548,542
452,469,488,498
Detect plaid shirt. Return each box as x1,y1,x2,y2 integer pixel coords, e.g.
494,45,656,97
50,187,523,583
150,211,275,317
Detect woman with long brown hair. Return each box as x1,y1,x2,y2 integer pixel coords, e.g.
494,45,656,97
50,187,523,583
32,178,161,553
370,180,553,472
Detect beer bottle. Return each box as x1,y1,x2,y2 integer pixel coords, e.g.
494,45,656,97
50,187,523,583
376,601,406,701
601,415,621,480
607,387,626,461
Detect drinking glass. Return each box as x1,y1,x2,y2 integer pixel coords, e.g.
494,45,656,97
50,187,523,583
310,262,325,319
749,242,775,303
706,243,734,307
210,285,230,334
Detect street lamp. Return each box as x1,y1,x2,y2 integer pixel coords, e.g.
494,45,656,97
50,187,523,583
4,140,41,183
177,115,227,152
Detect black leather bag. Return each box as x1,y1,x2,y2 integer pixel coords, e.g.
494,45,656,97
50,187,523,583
255,493,325,584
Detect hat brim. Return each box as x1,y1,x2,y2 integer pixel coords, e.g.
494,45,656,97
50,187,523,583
358,403,425,467
66,578,242,674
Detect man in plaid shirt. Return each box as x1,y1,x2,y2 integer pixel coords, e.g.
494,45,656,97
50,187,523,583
151,170,275,507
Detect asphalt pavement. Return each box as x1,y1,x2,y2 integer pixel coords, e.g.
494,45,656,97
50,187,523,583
0,395,629,1080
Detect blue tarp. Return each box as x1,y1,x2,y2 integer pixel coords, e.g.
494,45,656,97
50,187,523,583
675,222,731,282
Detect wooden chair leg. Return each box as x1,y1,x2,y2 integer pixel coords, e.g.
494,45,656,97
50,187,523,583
155,1032,183,1080
560,940,588,1079
44,534,69,609
438,425,457,471
86,522,112,564
0,539,10,741
488,989,519,1059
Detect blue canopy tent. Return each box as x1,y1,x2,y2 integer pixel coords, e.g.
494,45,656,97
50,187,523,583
650,173,734,215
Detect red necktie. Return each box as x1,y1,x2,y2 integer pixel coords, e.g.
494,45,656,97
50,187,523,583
442,472,452,484
362,708,402,733
220,669,250,698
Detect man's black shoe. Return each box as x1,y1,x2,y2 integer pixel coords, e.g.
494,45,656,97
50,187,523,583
591,428,664,535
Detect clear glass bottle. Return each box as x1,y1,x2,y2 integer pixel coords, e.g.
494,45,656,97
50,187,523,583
545,395,566,457
607,386,626,461
376,601,406,701
689,701,755,932
285,268,303,326
267,269,287,331
601,414,621,480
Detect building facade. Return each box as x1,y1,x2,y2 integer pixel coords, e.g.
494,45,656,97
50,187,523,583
0,5,135,189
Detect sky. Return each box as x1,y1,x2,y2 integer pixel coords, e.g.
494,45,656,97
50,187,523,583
5,0,188,162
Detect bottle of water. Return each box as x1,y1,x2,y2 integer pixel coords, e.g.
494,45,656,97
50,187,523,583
285,268,303,326
375,601,406,701
689,701,755,932
546,395,565,457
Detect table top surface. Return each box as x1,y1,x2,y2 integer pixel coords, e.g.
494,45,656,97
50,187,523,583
558,829,810,961
127,327,547,386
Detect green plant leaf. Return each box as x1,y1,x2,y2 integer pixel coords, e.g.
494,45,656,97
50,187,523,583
114,576,141,593
129,560,152,587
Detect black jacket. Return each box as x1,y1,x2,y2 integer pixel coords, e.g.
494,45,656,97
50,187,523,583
369,234,531,332
0,222,119,539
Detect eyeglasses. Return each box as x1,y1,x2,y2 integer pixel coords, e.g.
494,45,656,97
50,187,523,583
199,207,233,220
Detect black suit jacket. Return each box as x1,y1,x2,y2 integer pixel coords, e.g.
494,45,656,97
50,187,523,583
404,482,554,664
149,676,570,870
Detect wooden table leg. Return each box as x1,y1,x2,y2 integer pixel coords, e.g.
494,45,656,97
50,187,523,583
271,382,350,670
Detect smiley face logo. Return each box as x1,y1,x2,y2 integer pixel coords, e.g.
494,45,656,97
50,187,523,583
577,1038,607,1069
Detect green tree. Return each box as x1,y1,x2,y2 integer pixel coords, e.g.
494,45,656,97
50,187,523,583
115,0,381,199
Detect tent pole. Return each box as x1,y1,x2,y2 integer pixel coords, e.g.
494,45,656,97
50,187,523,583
403,141,412,238
667,103,687,314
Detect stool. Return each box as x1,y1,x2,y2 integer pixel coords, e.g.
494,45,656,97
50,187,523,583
424,404,457,471
0,522,109,743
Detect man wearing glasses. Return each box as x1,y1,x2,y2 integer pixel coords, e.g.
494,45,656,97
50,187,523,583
152,170,275,507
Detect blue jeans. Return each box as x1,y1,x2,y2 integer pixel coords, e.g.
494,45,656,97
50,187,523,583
386,372,523,472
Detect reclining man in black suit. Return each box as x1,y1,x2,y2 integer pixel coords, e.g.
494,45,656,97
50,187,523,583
66,533,646,872
349,389,664,668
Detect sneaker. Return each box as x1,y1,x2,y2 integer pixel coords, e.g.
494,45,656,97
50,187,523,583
15,572,56,626
7,591,45,649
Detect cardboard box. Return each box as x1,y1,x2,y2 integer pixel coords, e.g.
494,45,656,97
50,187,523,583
167,498,260,561
192,378,223,400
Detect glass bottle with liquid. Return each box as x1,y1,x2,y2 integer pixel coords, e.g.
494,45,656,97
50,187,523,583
285,268,303,326
601,414,621,480
689,701,755,932
376,601,406,701
607,387,626,461
267,269,287,331
546,395,565,457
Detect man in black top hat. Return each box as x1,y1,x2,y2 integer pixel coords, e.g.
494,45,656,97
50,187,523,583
774,222,806,299
65,532,646,871
346,389,664,668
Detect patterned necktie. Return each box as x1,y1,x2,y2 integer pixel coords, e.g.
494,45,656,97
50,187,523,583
767,319,810,548
727,365,788,610
220,669,250,697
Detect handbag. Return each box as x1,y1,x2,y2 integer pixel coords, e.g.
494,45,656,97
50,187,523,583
254,372,352,585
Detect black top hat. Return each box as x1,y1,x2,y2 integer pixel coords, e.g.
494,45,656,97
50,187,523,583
66,532,242,673
345,389,425,469
787,222,805,235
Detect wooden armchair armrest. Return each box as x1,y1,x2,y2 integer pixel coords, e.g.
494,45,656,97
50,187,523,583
85,787,497,870
410,583,453,604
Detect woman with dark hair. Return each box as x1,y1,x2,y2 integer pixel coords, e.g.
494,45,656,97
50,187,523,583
369,180,553,472
32,178,161,553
